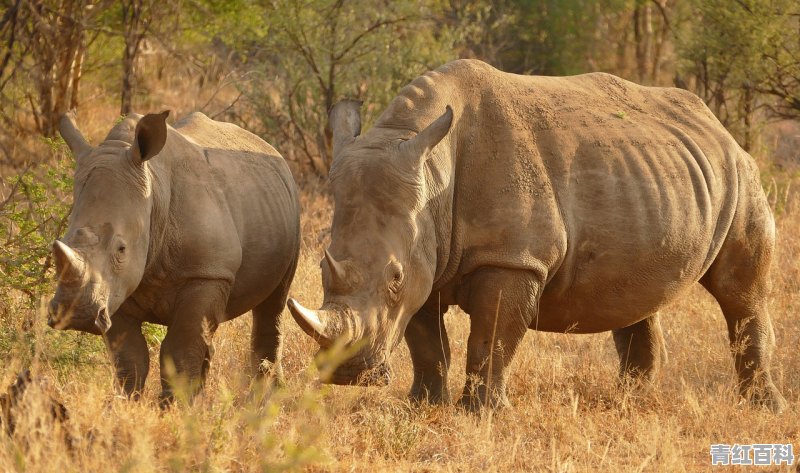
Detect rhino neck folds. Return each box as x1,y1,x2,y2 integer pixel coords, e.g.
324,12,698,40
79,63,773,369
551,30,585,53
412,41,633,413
141,164,170,275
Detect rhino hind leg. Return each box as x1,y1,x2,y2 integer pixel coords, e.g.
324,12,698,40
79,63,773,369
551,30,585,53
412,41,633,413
103,312,149,399
700,199,785,412
612,313,666,383
251,256,296,383
457,267,538,411
250,288,289,383
405,301,451,404
158,280,226,406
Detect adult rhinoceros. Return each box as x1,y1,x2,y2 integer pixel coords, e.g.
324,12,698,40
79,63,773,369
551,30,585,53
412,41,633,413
288,59,785,411
49,111,300,403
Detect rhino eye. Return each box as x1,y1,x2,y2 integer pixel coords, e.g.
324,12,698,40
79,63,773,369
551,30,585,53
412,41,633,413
113,242,128,267
387,262,404,296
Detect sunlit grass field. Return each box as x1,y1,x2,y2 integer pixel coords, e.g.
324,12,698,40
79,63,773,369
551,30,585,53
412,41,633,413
0,176,798,472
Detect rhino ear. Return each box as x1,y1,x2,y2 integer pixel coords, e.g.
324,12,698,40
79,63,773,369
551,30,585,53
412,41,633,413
131,110,170,163
328,99,362,158
58,110,92,159
400,106,453,168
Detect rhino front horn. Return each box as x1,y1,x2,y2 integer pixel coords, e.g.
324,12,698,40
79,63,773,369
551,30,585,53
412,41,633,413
53,240,85,283
288,298,336,347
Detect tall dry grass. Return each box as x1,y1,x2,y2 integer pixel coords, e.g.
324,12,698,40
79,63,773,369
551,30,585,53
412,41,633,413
0,176,798,472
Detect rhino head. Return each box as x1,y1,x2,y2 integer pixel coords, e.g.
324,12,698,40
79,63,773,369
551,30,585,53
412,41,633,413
288,99,453,385
47,111,169,335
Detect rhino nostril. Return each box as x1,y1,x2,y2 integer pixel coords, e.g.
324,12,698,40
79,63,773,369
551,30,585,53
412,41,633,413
94,306,111,333
47,300,59,326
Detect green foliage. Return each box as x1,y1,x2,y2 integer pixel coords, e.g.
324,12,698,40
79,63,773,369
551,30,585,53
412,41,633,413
454,0,634,76
182,0,270,50
142,322,167,348
678,0,800,148
216,0,462,174
0,140,73,303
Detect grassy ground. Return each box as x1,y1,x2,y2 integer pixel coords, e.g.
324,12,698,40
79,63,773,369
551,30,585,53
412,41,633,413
0,172,798,472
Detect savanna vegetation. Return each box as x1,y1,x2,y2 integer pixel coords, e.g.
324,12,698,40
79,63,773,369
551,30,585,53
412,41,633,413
0,0,799,471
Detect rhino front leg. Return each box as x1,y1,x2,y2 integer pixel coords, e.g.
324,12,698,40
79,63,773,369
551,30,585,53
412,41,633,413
612,312,666,383
458,267,537,411
159,280,227,406
103,311,149,399
405,301,451,404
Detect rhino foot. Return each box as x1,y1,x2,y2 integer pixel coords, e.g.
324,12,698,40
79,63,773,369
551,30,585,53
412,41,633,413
255,359,285,385
746,383,787,414
408,385,450,406
457,383,511,413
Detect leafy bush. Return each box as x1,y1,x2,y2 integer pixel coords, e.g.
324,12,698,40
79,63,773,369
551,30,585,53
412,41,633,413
0,138,73,305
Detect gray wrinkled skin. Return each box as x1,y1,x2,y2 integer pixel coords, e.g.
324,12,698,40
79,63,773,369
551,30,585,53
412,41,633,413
50,111,300,403
289,59,785,412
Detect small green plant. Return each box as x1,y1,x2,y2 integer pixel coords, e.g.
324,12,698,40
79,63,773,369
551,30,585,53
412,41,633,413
142,322,167,347
613,110,627,119
0,138,73,304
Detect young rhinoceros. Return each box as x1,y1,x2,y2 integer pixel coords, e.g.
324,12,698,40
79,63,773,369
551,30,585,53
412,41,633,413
288,59,785,412
49,111,300,403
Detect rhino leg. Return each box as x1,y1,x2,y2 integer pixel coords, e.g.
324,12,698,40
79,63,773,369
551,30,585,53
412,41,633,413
158,280,226,406
250,291,289,382
458,267,537,411
405,301,451,404
612,312,665,383
103,311,149,399
700,196,785,412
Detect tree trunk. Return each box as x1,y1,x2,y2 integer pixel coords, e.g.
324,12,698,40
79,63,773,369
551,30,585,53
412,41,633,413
23,0,87,136
742,84,753,151
120,0,144,116
650,0,669,83
69,40,85,110
633,3,652,83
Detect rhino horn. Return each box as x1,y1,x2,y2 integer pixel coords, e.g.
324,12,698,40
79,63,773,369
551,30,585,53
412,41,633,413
288,298,336,347
288,298,365,349
324,249,346,288
400,105,453,167
53,240,85,283
328,99,362,158
58,111,92,158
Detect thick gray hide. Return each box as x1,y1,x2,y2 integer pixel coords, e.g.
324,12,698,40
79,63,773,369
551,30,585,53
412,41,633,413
50,111,300,402
289,59,784,412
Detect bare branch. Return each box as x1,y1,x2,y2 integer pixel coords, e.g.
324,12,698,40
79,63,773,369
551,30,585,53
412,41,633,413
333,17,407,62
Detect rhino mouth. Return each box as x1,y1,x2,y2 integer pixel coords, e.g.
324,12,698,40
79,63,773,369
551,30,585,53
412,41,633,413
323,358,392,386
47,302,111,335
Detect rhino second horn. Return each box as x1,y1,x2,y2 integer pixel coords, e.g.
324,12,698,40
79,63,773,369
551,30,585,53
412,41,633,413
288,298,333,346
328,99,362,157
58,111,92,158
324,249,346,288
53,240,85,282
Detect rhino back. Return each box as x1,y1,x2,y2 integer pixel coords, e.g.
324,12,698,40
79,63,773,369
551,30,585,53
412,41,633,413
494,72,745,331
397,61,761,333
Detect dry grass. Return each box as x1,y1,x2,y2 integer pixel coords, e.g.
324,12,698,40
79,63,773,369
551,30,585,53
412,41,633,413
0,179,798,472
